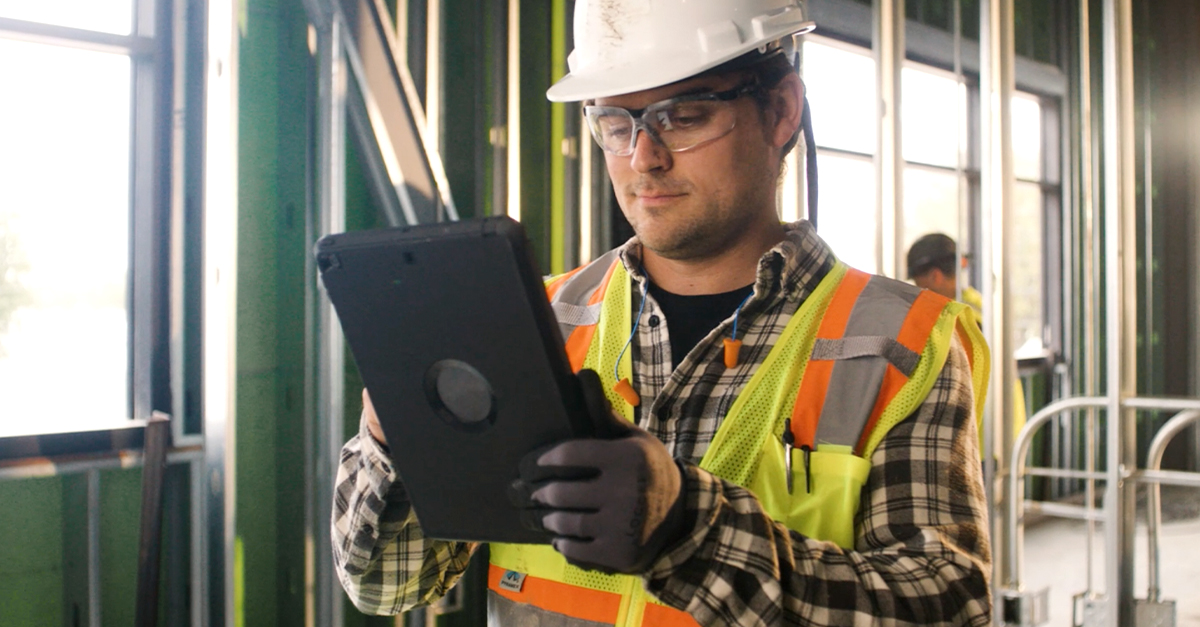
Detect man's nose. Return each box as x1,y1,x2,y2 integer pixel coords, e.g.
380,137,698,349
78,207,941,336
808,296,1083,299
629,127,672,173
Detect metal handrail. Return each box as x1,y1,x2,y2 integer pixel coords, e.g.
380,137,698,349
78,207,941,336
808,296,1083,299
1142,409,1200,602
1007,396,1107,587
1006,395,1200,591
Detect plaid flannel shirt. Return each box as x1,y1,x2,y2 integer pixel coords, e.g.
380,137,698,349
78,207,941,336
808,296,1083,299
331,221,993,626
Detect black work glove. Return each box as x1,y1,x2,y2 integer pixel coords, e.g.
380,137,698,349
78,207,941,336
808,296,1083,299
509,369,687,574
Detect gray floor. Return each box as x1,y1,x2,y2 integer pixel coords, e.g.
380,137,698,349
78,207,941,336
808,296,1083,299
1018,486,1200,626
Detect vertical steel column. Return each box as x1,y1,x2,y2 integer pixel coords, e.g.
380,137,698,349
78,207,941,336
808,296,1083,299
505,0,521,220
191,457,205,626
1100,0,1137,623
425,0,441,158
952,0,968,306
579,137,595,263
132,0,174,425
1076,0,1103,605
873,0,903,278
1139,1,1156,403
201,0,239,621
979,0,1015,612
87,470,101,626
305,9,347,627
487,1,507,220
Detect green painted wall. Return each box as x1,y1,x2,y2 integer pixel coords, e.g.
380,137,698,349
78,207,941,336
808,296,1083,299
0,467,150,627
237,2,288,626
0,477,63,626
235,0,313,625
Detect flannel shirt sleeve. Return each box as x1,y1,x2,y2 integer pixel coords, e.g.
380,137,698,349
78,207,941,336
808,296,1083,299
643,335,992,627
331,410,478,615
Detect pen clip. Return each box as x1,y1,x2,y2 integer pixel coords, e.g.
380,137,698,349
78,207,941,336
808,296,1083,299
783,418,795,495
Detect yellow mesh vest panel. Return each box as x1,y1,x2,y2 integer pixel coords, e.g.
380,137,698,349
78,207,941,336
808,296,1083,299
697,263,849,486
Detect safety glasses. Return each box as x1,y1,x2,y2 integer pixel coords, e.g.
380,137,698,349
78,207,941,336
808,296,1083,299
583,82,760,156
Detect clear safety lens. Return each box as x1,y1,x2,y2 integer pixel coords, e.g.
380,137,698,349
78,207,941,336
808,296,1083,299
583,83,756,156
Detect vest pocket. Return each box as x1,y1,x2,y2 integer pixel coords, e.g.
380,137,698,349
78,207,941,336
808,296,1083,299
748,442,872,550
787,449,871,549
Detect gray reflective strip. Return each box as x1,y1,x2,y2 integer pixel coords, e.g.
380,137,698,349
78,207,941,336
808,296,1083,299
810,336,920,377
814,275,925,449
488,590,614,627
548,249,622,340
552,301,602,327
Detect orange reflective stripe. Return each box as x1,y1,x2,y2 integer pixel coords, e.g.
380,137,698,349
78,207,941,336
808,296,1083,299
487,565,621,624
896,290,948,352
565,325,597,372
642,602,701,627
855,364,906,456
561,260,621,372
816,269,871,339
853,290,949,455
955,322,975,373
545,265,587,300
789,269,872,448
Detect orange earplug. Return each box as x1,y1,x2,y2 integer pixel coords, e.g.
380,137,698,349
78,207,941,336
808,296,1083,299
613,377,641,406
723,338,743,369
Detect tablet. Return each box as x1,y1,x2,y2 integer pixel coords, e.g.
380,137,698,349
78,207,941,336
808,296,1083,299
315,217,596,544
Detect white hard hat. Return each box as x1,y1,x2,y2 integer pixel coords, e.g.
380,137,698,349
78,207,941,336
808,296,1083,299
546,0,815,102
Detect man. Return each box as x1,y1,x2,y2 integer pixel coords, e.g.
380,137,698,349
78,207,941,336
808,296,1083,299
907,232,1027,443
906,232,983,313
333,1,993,625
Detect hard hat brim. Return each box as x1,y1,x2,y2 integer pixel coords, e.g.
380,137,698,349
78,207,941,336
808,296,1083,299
546,22,814,103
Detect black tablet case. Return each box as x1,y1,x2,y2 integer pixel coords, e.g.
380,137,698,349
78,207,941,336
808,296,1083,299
315,217,595,544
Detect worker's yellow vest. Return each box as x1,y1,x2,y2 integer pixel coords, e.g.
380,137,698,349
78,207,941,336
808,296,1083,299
487,256,989,627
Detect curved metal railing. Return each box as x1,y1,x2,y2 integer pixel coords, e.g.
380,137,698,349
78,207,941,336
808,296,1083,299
1143,409,1200,602
1006,396,1200,593
1007,396,1106,586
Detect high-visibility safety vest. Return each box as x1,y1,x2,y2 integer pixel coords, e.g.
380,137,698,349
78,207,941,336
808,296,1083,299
487,253,989,627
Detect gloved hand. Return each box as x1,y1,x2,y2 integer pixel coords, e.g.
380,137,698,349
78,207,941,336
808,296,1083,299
509,369,687,574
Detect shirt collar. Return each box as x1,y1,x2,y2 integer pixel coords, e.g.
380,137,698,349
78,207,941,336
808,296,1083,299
614,220,836,304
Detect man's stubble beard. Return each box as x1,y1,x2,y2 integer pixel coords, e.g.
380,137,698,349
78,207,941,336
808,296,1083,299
629,196,758,262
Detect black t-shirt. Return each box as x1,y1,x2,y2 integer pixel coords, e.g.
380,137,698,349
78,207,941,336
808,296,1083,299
647,282,755,370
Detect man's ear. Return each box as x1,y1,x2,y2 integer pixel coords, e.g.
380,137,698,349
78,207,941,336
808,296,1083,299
769,72,804,150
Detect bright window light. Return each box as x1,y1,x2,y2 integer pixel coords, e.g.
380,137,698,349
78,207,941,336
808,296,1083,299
1011,181,1045,358
0,0,134,36
1012,93,1043,181
802,39,877,155
0,38,131,435
902,66,966,168
815,153,877,274
902,166,964,263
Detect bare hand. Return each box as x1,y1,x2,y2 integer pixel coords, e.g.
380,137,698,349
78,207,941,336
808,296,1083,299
362,388,388,446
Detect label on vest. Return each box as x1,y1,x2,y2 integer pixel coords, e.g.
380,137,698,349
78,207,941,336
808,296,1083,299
499,570,526,593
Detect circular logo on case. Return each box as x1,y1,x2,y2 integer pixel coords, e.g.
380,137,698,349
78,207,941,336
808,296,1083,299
424,359,496,431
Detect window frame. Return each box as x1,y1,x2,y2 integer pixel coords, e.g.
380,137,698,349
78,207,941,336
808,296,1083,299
802,8,1068,366
0,0,184,449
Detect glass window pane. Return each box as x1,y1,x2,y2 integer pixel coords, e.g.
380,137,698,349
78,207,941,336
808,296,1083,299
0,40,131,435
902,167,964,270
1012,182,1045,358
902,66,965,168
815,153,877,274
1012,93,1042,181
0,0,133,36
803,39,876,155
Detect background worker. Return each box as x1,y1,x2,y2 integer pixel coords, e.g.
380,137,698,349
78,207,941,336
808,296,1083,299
333,2,993,625
906,232,982,312
907,231,1027,443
